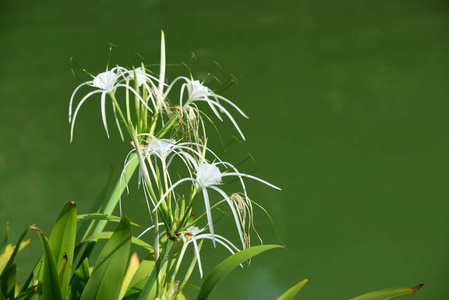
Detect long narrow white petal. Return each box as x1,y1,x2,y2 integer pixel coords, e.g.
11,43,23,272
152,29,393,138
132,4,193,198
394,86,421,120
115,84,153,112
70,90,103,141
134,222,164,241
209,186,245,248
100,92,110,139
152,178,197,211
192,237,203,278
202,188,216,247
158,31,166,96
69,81,93,121
200,99,245,140
196,234,239,255
222,172,281,190
214,94,248,118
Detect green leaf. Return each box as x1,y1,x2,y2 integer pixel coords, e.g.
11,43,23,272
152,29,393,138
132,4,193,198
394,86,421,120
0,263,16,299
80,215,132,300
48,201,77,298
197,244,284,300
2,226,31,274
0,239,31,275
77,214,142,229
14,285,37,300
85,232,154,251
350,284,424,300
33,226,63,300
276,279,308,300
127,252,156,292
136,241,174,300
70,258,90,300
0,222,9,254
19,257,41,294
75,156,138,266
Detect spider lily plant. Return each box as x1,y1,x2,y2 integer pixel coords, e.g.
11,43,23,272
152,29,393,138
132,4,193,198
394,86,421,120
0,31,423,300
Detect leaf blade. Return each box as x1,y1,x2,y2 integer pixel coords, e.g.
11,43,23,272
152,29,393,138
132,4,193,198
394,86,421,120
350,284,424,300
197,244,284,300
276,279,308,300
80,215,132,300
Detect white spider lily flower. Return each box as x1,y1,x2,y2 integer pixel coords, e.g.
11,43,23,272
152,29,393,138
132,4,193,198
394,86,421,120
164,77,248,140
68,66,153,141
120,135,220,215
152,161,280,248
145,138,178,161
179,226,240,278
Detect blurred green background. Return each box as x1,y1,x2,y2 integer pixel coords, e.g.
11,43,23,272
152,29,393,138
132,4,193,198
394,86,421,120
1,0,449,299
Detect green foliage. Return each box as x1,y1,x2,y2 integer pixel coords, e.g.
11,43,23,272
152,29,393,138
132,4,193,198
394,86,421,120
276,279,308,300
197,245,284,300
351,284,424,300
80,215,132,300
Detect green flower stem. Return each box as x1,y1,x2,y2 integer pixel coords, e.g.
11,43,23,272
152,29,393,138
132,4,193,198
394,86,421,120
175,186,201,233
137,240,173,300
108,92,133,139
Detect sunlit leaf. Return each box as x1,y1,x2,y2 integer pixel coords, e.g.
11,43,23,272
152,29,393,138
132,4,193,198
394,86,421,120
0,223,9,254
0,239,31,274
77,213,142,229
70,258,90,300
350,284,424,300
0,263,16,299
32,227,63,300
80,215,132,300
1,226,31,275
276,279,308,300
48,201,77,298
119,252,140,299
197,244,284,300
85,232,153,251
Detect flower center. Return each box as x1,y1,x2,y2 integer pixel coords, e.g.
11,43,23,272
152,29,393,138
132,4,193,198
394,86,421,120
188,80,210,100
196,162,222,187
93,71,119,91
145,138,176,159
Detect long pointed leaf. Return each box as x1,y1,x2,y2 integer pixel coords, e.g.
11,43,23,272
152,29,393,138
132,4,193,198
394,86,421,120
85,232,154,251
70,258,90,300
136,241,174,300
0,222,9,254
80,215,132,300
0,239,31,275
0,263,16,299
197,244,284,300
49,201,77,298
33,227,63,300
351,284,424,300
76,156,138,266
3,226,31,273
276,279,308,300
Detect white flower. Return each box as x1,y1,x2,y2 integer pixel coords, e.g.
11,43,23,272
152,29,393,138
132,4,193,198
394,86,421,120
196,163,222,187
179,226,240,278
92,70,120,91
153,160,280,248
164,77,248,140
68,66,152,141
120,135,221,215
144,138,177,161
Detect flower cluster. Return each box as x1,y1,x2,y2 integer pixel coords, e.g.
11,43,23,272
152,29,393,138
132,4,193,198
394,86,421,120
69,32,280,298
